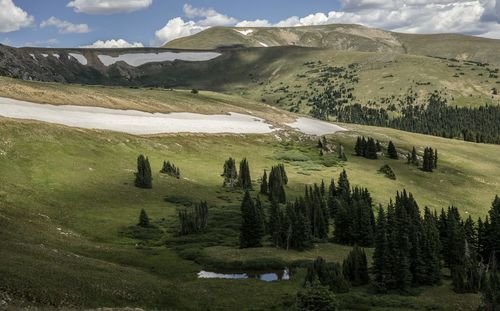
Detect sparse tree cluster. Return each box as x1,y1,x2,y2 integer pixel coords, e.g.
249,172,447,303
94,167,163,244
422,147,438,172
160,160,181,179
178,201,209,235
354,136,378,159
221,157,252,189
261,164,288,204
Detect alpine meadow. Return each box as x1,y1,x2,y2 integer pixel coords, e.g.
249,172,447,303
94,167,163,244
0,1,500,310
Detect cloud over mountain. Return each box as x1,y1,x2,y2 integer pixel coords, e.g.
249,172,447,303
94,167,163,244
0,0,34,33
155,1,500,45
81,39,144,48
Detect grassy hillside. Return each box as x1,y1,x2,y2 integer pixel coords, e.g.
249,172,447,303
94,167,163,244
164,24,500,66
0,111,498,309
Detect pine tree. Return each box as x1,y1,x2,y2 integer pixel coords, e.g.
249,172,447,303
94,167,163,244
239,191,263,248
373,206,389,292
222,157,238,188
481,268,500,311
487,195,500,264
135,155,153,189
238,158,252,190
420,207,442,285
268,199,284,247
260,170,268,195
338,144,347,161
365,138,378,159
354,137,363,156
411,147,418,165
387,141,398,159
268,165,286,204
434,149,438,169
138,208,150,228
342,246,370,286
296,279,338,311
305,257,349,294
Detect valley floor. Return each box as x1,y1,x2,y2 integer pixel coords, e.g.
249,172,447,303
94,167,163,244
0,114,498,310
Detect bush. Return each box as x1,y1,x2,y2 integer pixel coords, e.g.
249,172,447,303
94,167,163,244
379,164,396,180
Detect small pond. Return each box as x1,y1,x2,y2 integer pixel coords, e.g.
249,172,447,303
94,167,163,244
197,269,290,282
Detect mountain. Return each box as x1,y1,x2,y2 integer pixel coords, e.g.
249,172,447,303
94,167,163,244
164,24,500,66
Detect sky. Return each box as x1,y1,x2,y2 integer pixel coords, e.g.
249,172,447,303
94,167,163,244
0,0,499,48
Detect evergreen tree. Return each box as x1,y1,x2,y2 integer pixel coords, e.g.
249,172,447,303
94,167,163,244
268,199,285,247
239,191,263,248
487,195,500,264
338,144,347,161
238,158,252,190
138,208,150,228
480,269,500,311
296,279,338,311
268,165,287,204
373,206,390,292
342,246,370,286
221,157,238,187
260,170,268,195
387,141,398,159
365,138,378,159
411,147,418,165
305,257,349,293
135,155,153,189
420,207,442,285
178,201,209,235
434,149,438,169
354,137,364,156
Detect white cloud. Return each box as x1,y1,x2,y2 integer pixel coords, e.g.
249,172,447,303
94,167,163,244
155,4,238,44
40,17,91,34
67,0,152,15
0,0,34,33
155,1,500,45
81,39,144,48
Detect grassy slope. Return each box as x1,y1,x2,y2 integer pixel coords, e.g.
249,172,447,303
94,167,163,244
165,24,500,66
0,113,498,309
0,76,294,124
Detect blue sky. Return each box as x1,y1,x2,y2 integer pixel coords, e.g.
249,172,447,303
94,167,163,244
0,0,499,48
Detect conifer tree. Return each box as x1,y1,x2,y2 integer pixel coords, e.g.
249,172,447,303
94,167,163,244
420,207,442,285
305,257,349,294
354,137,363,156
268,199,284,247
487,195,500,264
411,147,418,165
365,138,378,159
373,206,389,292
238,158,252,190
387,141,398,159
342,246,370,286
239,191,263,248
135,155,153,189
222,157,238,187
481,268,500,311
260,170,268,195
268,165,287,204
138,208,150,228
434,149,438,169
296,279,338,311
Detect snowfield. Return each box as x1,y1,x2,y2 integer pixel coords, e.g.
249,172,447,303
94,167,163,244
0,97,347,136
69,53,88,65
286,117,347,135
97,51,221,67
234,29,253,36
0,97,273,135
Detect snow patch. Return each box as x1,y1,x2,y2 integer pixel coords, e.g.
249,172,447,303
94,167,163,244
0,97,274,135
234,29,253,36
258,41,269,47
69,53,88,65
29,53,36,60
53,54,60,59
97,52,221,67
286,117,347,136
41,54,48,57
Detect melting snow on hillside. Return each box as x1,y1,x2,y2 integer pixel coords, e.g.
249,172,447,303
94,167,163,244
97,52,221,67
234,29,253,36
286,117,347,135
0,97,273,135
69,53,88,65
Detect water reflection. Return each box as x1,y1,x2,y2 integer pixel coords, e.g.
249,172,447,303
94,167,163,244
198,269,290,282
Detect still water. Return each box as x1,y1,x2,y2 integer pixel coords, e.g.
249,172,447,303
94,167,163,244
198,269,290,282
